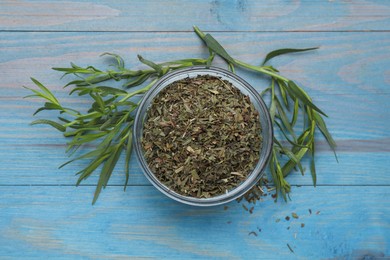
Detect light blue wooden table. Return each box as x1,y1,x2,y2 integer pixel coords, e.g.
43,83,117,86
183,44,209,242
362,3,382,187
1,1,389,259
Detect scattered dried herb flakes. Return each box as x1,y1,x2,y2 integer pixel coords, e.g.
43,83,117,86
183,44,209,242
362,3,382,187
241,180,267,204
285,216,290,221
142,75,263,198
301,223,305,228
287,243,294,253
291,212,299,219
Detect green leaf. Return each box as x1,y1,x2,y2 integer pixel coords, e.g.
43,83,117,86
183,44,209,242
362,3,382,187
123,73,151,88
90,92,105,112
275,97,297,140
58,117,71,123
270,149,291,201
124,131,133,191
287,81,327,117
102,96,118,107
160,58,207,67
274,138,307,172
313,112,336,149
31,119,66,132
67,132,107,147
275,156,288,201
68,86,84,96
281,147,305,176
92,145,123,204
76,111,101,121
313,111,338,162
310,142,317,186
99,112,119,131
137,55,162,75
291,99,299,127
282,147,309,177
30,78,60,105
269,79,276,121
38,102,63,114
206,51,215,66
278,80,289,108
59,148,106,169
32,107,47,115
66,74,114,88
96,86,127,96
23,86,48,99
260,87,271,96
64,80,86,88
291,128,312,155
263,47,319,65
269,101,276,122
262,66,279,73
228,63,235,73
193,26,206,38
100,52,125,69
269,153,280,198
278,80,295,101
63,127,101,137
76,152,111,185
202,34,235,64
53,62,102,75
274,121,309,149
83,75,113,85
272,137,283,149
24,86,60,108
115,101,138,108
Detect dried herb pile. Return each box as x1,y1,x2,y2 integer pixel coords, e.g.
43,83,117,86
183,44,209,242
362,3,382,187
25,26,336,204
142,75,262,198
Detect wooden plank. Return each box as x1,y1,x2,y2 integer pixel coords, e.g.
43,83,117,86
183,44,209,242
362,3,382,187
1,142,389,186
7,93,389,143
0,186,388,258
2,88,390,186
1,0,390,32
1,31,389,96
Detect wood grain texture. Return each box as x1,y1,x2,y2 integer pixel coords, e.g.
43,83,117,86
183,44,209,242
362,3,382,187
1,144,390,186
0,186,389,259
1,0,390,32
1,32,389,96
1,0,390,258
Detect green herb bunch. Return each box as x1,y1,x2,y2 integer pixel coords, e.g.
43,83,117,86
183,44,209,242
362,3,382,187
25,26,336,204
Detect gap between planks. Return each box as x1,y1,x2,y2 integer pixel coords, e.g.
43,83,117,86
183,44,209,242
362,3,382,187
0,184,389,187
1,30,390,33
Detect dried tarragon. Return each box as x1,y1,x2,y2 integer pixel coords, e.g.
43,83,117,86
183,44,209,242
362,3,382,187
142,75,262,198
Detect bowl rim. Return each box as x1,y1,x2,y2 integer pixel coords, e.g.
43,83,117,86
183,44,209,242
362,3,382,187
133,66,273,206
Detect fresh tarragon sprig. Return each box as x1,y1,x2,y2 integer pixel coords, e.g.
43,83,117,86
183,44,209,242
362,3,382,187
25,26,336,204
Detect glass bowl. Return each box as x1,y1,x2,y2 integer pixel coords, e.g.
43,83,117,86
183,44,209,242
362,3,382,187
133,66,273,206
